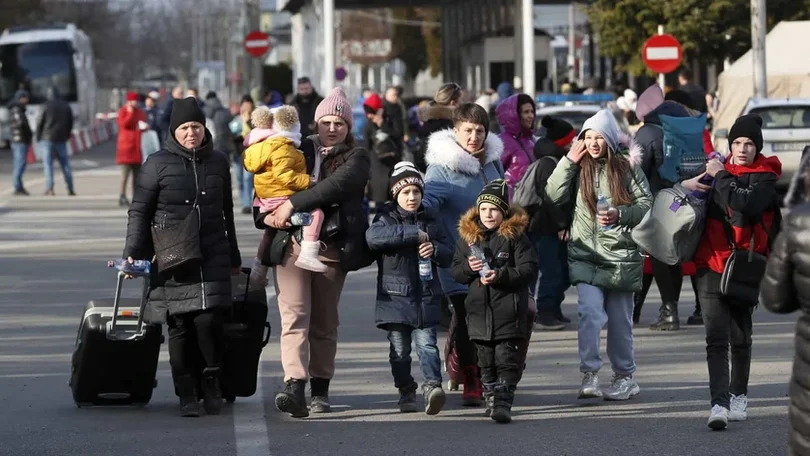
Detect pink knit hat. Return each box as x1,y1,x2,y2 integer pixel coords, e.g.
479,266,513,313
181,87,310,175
635,84,665,122
314,87,353,128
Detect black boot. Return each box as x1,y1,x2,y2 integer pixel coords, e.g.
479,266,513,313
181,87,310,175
201,367,223,415
649,302,680,331
490,384,515,423
310,377,332,413
175,374,201,418
687,304,703,325
482,383,495,417
275,379,309,418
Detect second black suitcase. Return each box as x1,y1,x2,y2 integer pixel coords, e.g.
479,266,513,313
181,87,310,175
69,272,163,407
221,268,270,401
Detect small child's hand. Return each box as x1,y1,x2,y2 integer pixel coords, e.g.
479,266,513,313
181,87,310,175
417,230,429,243
418,242,434,259
468,256,483,272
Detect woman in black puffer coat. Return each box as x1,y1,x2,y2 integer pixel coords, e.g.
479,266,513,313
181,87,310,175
123,97,241,418
761,156,810,456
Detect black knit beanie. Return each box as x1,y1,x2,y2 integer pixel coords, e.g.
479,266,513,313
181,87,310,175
170,97,207,134
541,115,576,147
477,179,509,215
728,114,764,153
389,161,424,199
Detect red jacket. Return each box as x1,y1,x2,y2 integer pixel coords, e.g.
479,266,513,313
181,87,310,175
116,107,147,165
703,130,713,154
693,154,783,274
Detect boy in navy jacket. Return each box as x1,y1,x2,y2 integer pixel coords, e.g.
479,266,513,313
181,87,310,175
365,161,454,415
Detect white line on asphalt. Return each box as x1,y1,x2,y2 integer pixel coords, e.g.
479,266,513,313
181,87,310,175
233,284,276,456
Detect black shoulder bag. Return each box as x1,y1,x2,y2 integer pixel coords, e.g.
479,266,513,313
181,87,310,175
719,217,769,306
151,164,203,274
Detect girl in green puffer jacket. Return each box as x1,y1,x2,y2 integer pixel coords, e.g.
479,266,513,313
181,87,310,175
545,109,652,402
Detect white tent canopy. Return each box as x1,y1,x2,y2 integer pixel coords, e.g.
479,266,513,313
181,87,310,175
715,21,810,134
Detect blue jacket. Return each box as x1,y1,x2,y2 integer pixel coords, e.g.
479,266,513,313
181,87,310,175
366,203,454,330
422,129,505,296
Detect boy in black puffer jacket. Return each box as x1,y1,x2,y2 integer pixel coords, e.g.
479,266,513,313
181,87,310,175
451,179,538,423
366,161,454,415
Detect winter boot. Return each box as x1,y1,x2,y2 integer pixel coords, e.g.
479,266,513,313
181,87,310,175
482,383,496,417
398,382,418,413
423,382,446,415
490,384,515,424
462,365,483,407
649,302,680,331
275,379,309,418
687,304,703,326
310,377,332,413
201,367,223,415
175,374,202,418
294,241,328,273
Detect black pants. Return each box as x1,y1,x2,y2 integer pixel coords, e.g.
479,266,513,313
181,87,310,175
449,294,478,368
475,339,522,386
651,256,683,303
696,269,753,408
167,309,224,380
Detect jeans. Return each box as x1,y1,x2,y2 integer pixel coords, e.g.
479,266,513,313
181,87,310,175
577,283,636,375
40,141,74,192
387,324,442,389
696,269,753,408
531,233,570,315
231,155,254,210
476,339,522,386
167,309,224,379
10,141,28,192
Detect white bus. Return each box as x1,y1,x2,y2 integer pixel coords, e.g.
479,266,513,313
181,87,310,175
0,23,96,147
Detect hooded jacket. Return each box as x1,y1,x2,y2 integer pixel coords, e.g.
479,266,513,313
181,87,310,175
423,129,505,296
635,100,691,194
116,106,148,165
243,131,309,199
451,205,537,341
123,131,241,324
496,94,536,193
760,155,810,456
545,110,652,292
693,153,782,274
366,203,454,330
416,104,455,171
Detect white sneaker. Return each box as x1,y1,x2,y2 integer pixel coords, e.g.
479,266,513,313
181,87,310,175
729,394,748,421
294,241,328,273
708,404,729,430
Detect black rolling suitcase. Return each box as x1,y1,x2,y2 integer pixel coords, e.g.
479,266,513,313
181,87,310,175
221,268,270,402
69,271,163,407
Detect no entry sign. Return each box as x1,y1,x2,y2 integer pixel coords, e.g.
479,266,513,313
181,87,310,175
244,31,271,58
642,34,682,74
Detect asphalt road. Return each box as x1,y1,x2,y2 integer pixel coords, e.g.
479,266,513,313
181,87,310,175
0,140,796,456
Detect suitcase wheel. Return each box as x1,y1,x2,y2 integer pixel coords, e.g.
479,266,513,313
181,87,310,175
225,395,236,403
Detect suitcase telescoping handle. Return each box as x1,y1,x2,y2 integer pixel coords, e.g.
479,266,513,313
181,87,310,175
108,271,150,341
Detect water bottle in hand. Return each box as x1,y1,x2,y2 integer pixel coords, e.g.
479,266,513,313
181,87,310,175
108,259,151,275
418,255,433,281
468,244,492,278
596,195,612,230
290,212,312,226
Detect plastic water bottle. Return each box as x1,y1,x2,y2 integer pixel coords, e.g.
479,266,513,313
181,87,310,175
418,255,433,281
468,244,492,278
290,212,312,226
108,259,151,275
596,195,612,230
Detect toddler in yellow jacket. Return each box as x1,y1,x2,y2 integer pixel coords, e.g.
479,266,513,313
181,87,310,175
243,105,326,285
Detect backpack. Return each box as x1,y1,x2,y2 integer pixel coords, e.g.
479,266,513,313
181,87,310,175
512,156,559,211
631,183,707,266
656,113,708,185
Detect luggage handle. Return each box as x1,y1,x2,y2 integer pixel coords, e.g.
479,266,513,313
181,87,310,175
108,271,150,341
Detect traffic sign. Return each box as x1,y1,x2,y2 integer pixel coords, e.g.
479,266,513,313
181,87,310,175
642,34,682,74
244,31,271,58
335,67,348,82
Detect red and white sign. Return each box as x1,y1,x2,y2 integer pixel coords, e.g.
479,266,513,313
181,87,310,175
244,31,271,58
642,34,682,74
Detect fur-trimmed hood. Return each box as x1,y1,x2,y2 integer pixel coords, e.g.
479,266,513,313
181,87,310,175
458,205,528,245
425,129,504,175
418,103,455,123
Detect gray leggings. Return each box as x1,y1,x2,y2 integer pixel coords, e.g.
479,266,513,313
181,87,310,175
120,164,141,197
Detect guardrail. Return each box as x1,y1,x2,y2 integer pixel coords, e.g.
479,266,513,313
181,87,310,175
26,117,118,164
